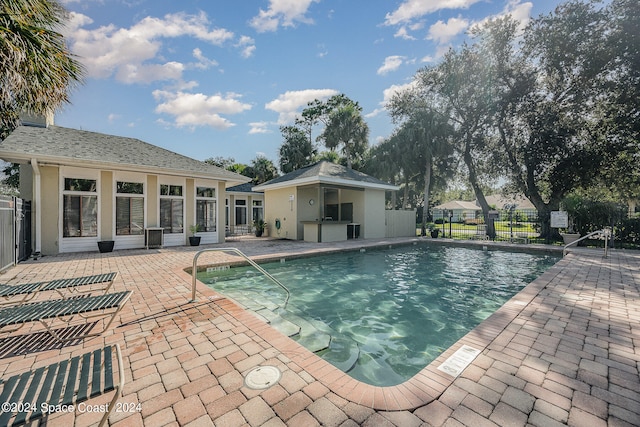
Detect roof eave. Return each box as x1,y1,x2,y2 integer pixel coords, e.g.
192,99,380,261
0,152,251,184
253,175,399,192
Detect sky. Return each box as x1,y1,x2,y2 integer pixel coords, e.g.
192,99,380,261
55,0,564,167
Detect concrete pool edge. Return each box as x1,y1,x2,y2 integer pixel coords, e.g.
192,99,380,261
189,238,568,411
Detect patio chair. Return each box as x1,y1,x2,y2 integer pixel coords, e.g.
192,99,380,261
0,291,132,342
0,272,117,307
0,344,124,427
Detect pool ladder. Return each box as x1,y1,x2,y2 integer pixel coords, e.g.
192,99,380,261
191,247,291,308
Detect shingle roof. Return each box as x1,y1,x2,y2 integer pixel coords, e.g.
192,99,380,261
227,182,262,193
253,161,398,191
0,125,249,183
433,200,480,211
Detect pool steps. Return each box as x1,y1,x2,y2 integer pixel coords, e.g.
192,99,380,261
229,292,361,371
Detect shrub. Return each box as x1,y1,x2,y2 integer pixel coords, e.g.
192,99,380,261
618,218,640,247
464,218,483,225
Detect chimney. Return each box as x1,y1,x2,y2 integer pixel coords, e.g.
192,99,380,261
19,110,54,128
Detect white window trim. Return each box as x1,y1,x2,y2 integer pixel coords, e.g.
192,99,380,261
234,197,248,226
59,167,100,253
114,172,147,249
194,180,219,244
159,177,186,246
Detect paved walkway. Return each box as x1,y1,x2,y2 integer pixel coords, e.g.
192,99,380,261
0,237,638,426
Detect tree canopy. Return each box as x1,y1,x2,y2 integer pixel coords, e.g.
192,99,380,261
386,0,639,238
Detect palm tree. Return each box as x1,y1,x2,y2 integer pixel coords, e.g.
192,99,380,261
404,109,453,229
1,0,84,137
250,156,279,184
319,102,369,169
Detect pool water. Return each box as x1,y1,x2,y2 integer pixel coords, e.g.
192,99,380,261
200,245,558,386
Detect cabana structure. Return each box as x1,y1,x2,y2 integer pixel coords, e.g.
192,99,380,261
0,114,249,255
253,161,401,243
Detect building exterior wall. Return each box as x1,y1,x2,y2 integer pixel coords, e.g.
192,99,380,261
216,181,226,243
264,187,298,239
186,178,195,246
296,186,320,239
40,166,59,255
147,175,158,227
100,170,113,241
363,189,386,239
24,165,230,254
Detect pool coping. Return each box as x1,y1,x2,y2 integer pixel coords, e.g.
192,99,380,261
187,238,566,411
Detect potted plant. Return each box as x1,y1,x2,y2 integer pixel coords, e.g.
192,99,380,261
188,225,201,246
97,240,114,253
560,219,580,245
427,223,440,238
560,230,580,245
253,219,266,237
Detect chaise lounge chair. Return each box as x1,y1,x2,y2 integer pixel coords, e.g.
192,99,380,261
0,291,132,342
0,272,118,307
0,344,124,427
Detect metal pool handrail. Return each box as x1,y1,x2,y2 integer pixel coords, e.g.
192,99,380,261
563,228,611,258
191,247,290,307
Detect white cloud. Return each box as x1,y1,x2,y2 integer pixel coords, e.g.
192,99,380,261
192,48,218,70
471,1,533,33
265,89,338,124
107,113,121,123
250,0,320,33
249,122,272,134
366,81,418,119
64,11,234,83
384,0,481,26
427,16,469,45
394,27,416,40
377,55,405,76
152,90,252,130
237,36,256,58
317,44,328,58
383,81,417,105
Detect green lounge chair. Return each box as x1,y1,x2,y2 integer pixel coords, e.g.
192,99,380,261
0,344,124,427
0,272,117,307
0,291,132,342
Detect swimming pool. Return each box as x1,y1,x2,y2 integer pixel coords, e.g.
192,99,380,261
199,244,559,386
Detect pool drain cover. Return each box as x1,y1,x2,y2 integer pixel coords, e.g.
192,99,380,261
244,366,281,390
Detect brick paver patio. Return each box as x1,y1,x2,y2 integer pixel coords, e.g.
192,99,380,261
0,237,638,426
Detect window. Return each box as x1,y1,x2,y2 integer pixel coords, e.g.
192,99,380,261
63,178,97,237
252,200,263,222
160,184,183,233
196,186,216,232
116,181,144,236
161,184,182,196
235,199,247,226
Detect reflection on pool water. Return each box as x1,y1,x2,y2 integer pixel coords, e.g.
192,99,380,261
200,245,559,386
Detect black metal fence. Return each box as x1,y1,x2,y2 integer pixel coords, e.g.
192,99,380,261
426,208,543,243
421,206,640,249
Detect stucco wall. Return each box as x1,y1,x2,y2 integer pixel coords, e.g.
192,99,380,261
363,189,386,239
264,187,298,239
40,166,59,255
100,170,113,241
147,175,158,227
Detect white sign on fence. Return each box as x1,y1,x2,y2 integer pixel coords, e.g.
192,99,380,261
550,211,569,228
